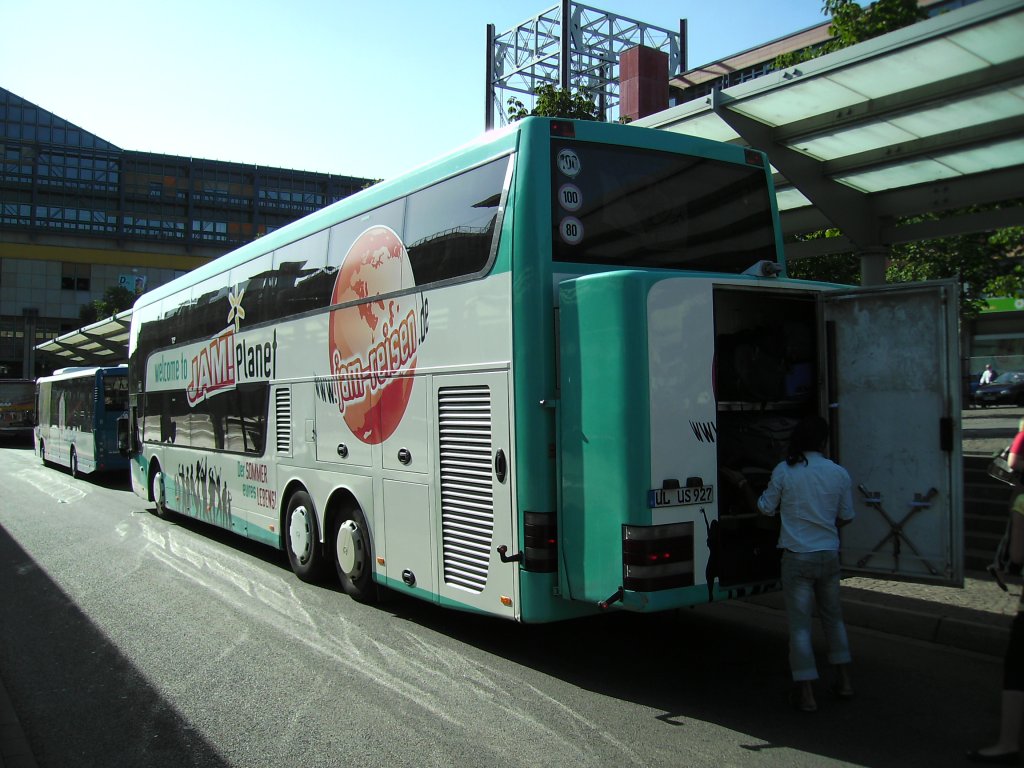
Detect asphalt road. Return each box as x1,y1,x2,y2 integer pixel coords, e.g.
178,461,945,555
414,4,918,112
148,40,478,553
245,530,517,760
0,443,1010,767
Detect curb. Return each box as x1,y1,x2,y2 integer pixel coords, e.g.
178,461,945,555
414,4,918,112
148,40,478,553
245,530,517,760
739,590,1012,658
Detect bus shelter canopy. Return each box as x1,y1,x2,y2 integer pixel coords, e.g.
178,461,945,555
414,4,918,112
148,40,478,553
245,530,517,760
637,0,1024,260
35,310,131,369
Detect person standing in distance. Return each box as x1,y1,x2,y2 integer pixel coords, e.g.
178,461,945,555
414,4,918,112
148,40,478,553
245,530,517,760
981,364,997,386
757,415,855,712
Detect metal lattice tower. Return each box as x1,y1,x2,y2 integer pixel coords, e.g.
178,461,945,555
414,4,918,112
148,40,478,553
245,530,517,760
485,0,683,129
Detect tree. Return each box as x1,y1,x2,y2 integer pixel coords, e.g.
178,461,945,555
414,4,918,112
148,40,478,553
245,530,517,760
776,0,924,67
79,285,137,324
787,222,1024,321
506,84,601,122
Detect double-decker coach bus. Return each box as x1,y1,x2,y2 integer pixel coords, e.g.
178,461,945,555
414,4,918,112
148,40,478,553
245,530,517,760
0,379,35,440
36,366,130,477
128,118,962,622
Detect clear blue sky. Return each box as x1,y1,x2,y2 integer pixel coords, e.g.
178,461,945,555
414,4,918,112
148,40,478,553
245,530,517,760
1,0,830,181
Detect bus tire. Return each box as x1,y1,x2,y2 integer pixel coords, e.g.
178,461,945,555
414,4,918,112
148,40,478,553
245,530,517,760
285,490,328,583
334,506,377,604
69,448,79,479
151,465,173,520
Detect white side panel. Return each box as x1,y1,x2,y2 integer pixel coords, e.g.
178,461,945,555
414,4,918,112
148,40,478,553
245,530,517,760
825,281,962,585
383,480,435,592
382,376,429,473
646,279,717,571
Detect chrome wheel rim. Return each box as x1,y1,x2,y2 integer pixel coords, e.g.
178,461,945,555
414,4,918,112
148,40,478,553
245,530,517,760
289,506,312,564
336,520,364,579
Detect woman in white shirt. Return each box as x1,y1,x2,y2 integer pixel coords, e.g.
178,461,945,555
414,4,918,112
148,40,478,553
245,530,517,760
756,415,855,713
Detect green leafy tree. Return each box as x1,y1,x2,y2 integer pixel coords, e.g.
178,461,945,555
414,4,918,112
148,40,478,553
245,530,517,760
506,84,601,122
776,0,924,67
786,218,1024,319
79,285,137,324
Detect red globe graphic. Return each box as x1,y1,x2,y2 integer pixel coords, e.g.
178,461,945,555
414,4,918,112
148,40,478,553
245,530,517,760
328,226,418,444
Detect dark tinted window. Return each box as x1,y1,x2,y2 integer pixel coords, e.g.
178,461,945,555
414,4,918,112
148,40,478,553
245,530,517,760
144,384,267,456
405,158,508,284
102,374,128,413
550,141,776,273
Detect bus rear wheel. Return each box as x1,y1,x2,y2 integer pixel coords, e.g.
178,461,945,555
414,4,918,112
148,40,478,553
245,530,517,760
285,490,328,583
334,506,377,604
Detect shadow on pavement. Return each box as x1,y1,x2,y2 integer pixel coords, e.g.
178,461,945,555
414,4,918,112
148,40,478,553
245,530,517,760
370,582,1000,768
0,522,230,768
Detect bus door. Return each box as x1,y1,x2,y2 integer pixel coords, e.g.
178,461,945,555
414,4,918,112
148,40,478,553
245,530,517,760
822,279,963,586
429,372,516,619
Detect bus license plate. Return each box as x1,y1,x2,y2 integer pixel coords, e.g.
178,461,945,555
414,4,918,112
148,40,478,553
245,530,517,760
647,485,714,509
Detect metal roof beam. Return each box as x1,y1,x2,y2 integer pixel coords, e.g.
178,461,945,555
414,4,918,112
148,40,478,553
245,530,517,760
872,165,1024,219
821,114,1024,177
786,205,1024,260
78,331,128,358
711,88,882,248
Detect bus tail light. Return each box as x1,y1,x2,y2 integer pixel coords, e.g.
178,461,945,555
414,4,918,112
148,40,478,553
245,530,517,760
622,523,695,591
523,511,557,572
550,121,576,138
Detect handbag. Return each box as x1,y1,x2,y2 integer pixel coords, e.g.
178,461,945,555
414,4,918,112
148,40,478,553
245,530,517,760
987,445,1020,486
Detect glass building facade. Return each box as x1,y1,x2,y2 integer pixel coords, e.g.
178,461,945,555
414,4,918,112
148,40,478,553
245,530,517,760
0,87,370,377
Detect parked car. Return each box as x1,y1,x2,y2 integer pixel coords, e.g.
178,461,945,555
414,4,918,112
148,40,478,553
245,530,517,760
974,371,1024,406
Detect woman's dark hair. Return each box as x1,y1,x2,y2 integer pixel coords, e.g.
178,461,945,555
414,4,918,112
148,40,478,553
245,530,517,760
786,415,830,466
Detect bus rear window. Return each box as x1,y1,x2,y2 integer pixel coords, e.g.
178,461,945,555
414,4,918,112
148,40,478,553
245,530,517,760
550,141,776,273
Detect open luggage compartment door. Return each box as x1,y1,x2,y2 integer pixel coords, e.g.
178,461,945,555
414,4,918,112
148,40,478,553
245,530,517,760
823,279,963,586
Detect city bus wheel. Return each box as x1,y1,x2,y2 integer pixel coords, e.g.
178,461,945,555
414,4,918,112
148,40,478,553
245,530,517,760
285,490,328,583
69,448,79,479
334,506,378,604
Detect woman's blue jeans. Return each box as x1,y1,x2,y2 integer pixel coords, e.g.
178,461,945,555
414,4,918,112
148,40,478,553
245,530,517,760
781,550,852,681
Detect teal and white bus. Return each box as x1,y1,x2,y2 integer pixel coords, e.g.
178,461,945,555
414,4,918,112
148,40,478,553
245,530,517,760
36,365,130,477
128,118,962,622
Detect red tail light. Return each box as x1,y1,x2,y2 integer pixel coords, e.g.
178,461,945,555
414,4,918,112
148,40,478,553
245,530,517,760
622,523,695,591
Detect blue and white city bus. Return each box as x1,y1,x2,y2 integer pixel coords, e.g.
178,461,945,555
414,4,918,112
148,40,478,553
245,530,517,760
128,118,963,622
36,365,129,477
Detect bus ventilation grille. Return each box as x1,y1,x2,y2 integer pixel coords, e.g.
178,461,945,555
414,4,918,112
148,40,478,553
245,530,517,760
438,385,493,594
275,386,292,454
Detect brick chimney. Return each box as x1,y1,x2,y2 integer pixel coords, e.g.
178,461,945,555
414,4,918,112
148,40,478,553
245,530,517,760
619,45,669,121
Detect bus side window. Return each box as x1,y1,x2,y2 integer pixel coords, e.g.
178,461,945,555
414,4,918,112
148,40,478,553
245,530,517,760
404,157,509,286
